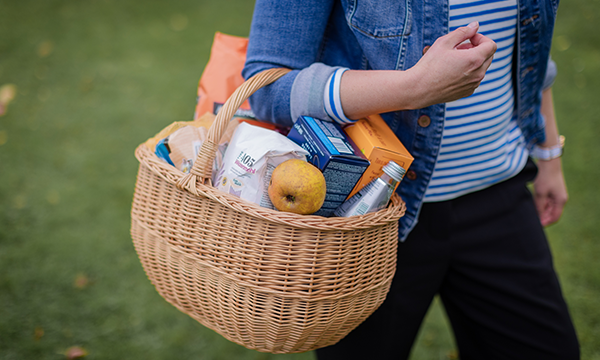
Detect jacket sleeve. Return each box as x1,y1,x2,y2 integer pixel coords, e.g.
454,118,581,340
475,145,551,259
242,0,339,127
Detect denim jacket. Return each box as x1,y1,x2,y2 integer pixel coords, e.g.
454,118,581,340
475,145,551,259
243,0,560,240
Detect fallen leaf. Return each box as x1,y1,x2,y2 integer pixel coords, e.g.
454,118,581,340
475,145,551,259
73,274,90,289
447,350,459,359
0,84,16,102
34,326,44,341
38,41,54,58
64,346,88,359
0,84,16,116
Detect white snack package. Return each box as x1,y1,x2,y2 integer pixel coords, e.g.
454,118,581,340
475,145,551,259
214,122,309,209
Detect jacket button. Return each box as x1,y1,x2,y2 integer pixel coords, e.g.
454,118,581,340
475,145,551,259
418,115,431,127
406,170,417,180
422,46,430,55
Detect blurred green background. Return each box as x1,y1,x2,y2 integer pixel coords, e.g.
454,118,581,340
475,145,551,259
1,0,598,359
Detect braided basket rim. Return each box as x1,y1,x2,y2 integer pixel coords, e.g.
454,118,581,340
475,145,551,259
135,143,406,231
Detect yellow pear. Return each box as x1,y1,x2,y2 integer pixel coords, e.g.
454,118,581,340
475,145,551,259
268,159,326,215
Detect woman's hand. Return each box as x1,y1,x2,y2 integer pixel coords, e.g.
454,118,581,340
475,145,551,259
406,21,497,109
533,158,568,226
533,89,567,226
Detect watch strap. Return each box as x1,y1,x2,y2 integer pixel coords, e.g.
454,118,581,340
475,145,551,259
530,135,565,161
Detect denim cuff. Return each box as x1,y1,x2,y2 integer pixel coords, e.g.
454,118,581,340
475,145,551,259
290,63,346,122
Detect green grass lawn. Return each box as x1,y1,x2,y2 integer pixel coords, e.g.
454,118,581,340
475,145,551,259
1,0,599,359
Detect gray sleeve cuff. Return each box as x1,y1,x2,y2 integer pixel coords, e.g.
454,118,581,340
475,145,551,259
290,63,345,122
542,56,557,90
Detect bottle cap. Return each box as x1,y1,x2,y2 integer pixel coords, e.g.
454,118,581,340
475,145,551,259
382,161,406,182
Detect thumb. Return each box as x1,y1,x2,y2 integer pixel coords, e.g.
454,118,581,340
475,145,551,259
447,21,480,47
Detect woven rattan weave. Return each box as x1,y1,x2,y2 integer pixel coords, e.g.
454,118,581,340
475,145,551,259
130,68,406,353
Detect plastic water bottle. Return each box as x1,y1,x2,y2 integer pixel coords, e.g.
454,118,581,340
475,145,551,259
333,160,406,217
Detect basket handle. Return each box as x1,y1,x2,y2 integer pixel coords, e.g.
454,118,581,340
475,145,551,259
180,67,291,190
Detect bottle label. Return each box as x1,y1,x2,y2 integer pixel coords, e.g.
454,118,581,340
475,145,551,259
333,178,393,217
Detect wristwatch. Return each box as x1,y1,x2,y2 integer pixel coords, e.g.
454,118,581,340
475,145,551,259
530,135,565,161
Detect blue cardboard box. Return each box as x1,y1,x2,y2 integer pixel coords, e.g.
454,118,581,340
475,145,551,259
287,116,370,217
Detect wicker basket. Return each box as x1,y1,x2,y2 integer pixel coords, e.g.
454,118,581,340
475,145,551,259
130,68,406,353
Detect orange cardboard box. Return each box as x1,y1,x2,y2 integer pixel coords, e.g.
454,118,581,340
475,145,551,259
344,114,414,198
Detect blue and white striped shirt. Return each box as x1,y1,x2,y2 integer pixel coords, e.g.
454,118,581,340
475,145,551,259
424,0,529,202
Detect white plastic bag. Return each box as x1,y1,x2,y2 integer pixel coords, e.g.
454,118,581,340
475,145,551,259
214,122,309,209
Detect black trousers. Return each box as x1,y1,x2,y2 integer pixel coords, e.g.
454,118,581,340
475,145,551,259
316,160,579,360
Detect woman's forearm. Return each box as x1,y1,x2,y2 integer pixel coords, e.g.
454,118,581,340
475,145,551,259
338,70,420,119
539,88,560,147
338,22,497,120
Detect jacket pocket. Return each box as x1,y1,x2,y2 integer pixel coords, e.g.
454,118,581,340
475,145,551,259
344,0,412,38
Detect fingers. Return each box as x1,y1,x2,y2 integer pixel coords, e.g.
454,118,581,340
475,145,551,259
546,206,564,226
533,160,568,227
480,52,494,72
535,195,550,226
535,193,567,226
472,39,497,60
443,23,497,61
549,195,567,225
446,21,480,47
456,42,474,50
469,32,494,47
457,33,497,58
540,203,562,226
535,195,553,226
